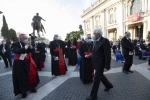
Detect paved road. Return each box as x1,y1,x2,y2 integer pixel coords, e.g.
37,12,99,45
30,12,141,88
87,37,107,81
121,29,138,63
0,52,150,100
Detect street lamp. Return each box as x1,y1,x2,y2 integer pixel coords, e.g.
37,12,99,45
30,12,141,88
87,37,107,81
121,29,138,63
0,11,3,14
138,25,141,39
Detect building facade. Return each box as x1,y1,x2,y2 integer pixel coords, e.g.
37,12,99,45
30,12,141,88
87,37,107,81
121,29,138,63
81,0,150,41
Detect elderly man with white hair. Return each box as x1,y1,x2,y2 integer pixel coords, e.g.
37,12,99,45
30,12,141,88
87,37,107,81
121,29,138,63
121,31,134,74
86,28,113,100
49,34,67,76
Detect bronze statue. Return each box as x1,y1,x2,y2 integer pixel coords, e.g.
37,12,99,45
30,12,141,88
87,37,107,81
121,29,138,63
32,13,46,37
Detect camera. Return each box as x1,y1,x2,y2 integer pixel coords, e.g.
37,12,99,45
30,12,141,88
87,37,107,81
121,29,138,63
29,33,37,41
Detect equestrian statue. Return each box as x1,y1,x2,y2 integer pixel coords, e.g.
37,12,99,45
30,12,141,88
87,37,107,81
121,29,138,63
32,13,46,37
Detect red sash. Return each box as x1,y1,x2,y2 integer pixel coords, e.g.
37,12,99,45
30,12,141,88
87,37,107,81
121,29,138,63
70,44,74,47
54,47,66,73
41,62,45,68
84,52,92,55
14,53,37,84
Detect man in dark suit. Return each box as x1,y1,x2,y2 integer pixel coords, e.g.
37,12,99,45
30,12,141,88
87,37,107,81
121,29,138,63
86,28,113,100
0,40,12,68
134,42,142,59
121,31,134,74
32,38,45,71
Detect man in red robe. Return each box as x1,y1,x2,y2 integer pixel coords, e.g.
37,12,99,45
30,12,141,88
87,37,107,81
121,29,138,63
12,34,39,98
49,34,67,76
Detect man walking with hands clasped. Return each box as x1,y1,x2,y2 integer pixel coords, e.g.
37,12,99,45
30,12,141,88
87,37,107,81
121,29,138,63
86,28,113,100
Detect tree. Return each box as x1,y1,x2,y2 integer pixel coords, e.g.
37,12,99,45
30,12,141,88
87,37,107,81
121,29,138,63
1,15,9,39
9,29,18,42
65,25,84,40
147,31,150,41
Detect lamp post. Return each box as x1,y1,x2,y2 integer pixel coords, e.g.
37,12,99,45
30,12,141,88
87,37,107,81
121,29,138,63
138,25,141,39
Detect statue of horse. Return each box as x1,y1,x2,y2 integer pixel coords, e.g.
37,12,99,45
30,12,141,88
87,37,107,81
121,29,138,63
32,21,46,37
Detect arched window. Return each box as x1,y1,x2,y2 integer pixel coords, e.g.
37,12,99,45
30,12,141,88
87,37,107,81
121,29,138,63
130,0,142,14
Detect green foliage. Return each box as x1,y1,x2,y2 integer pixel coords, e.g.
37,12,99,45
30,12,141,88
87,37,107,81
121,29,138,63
65,25,84,40
147,31,150,41
9,29,18,42
1,15,9,39
1,15,18,45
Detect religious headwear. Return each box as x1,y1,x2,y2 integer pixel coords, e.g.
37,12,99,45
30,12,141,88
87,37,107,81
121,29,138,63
19,33,26,37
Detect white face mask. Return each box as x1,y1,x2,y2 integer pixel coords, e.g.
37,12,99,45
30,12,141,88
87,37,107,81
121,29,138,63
92,35,96,41
3,42,6,44
35,41,38,43
70,37,73,39
23,39,28,44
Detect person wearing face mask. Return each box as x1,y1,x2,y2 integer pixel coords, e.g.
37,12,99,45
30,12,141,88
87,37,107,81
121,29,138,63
32,37,45,71
121,31,134,74
134,42,142,59
49,34,67,76
79,36,93,84
140,42,149,52
86,28,113,100
0,39,12,68
11,34,40,98
64,39,69,58
67,35,77,66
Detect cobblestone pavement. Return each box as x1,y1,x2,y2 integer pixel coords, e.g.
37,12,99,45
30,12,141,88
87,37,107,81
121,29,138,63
0,52,150,100
43,71,150,100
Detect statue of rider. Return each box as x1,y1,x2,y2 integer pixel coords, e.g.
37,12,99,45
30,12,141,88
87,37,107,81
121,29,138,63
32,13,46,31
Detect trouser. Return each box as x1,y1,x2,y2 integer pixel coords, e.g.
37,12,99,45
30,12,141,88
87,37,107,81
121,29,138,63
1,53,12,67
136,52,142,59
123,55,133,71
90,69,113,98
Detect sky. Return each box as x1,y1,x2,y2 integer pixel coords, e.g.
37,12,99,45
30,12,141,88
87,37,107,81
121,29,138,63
0,0,97,41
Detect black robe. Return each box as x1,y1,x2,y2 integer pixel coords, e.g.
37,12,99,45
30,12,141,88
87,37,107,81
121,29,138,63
49,40,67,76
79,42,93,84
64,41,68,58
67,39,77,66
12,42,39,96
32,42,45,70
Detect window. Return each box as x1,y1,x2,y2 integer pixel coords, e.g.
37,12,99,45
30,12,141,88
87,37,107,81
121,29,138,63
110,14,113,23
130,0,141,14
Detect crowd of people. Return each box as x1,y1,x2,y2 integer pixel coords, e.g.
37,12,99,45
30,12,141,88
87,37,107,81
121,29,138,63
0,27,149,100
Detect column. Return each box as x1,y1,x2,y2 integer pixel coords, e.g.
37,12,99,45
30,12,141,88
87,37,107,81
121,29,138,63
125,5,128,20
114,7,116,23
116,28,119,40
126,25,128,31
142,0,145,11
145,0,148,11
143,21,147,40
132,26,136,39
83,21,86,35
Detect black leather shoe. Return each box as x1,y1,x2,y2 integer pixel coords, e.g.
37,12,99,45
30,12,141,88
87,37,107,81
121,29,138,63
122,70,129,74
22,93,27,98
128,70,133,73
104,86,113,91
86,96,97,100
30,88,37,93
4,66,8,68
